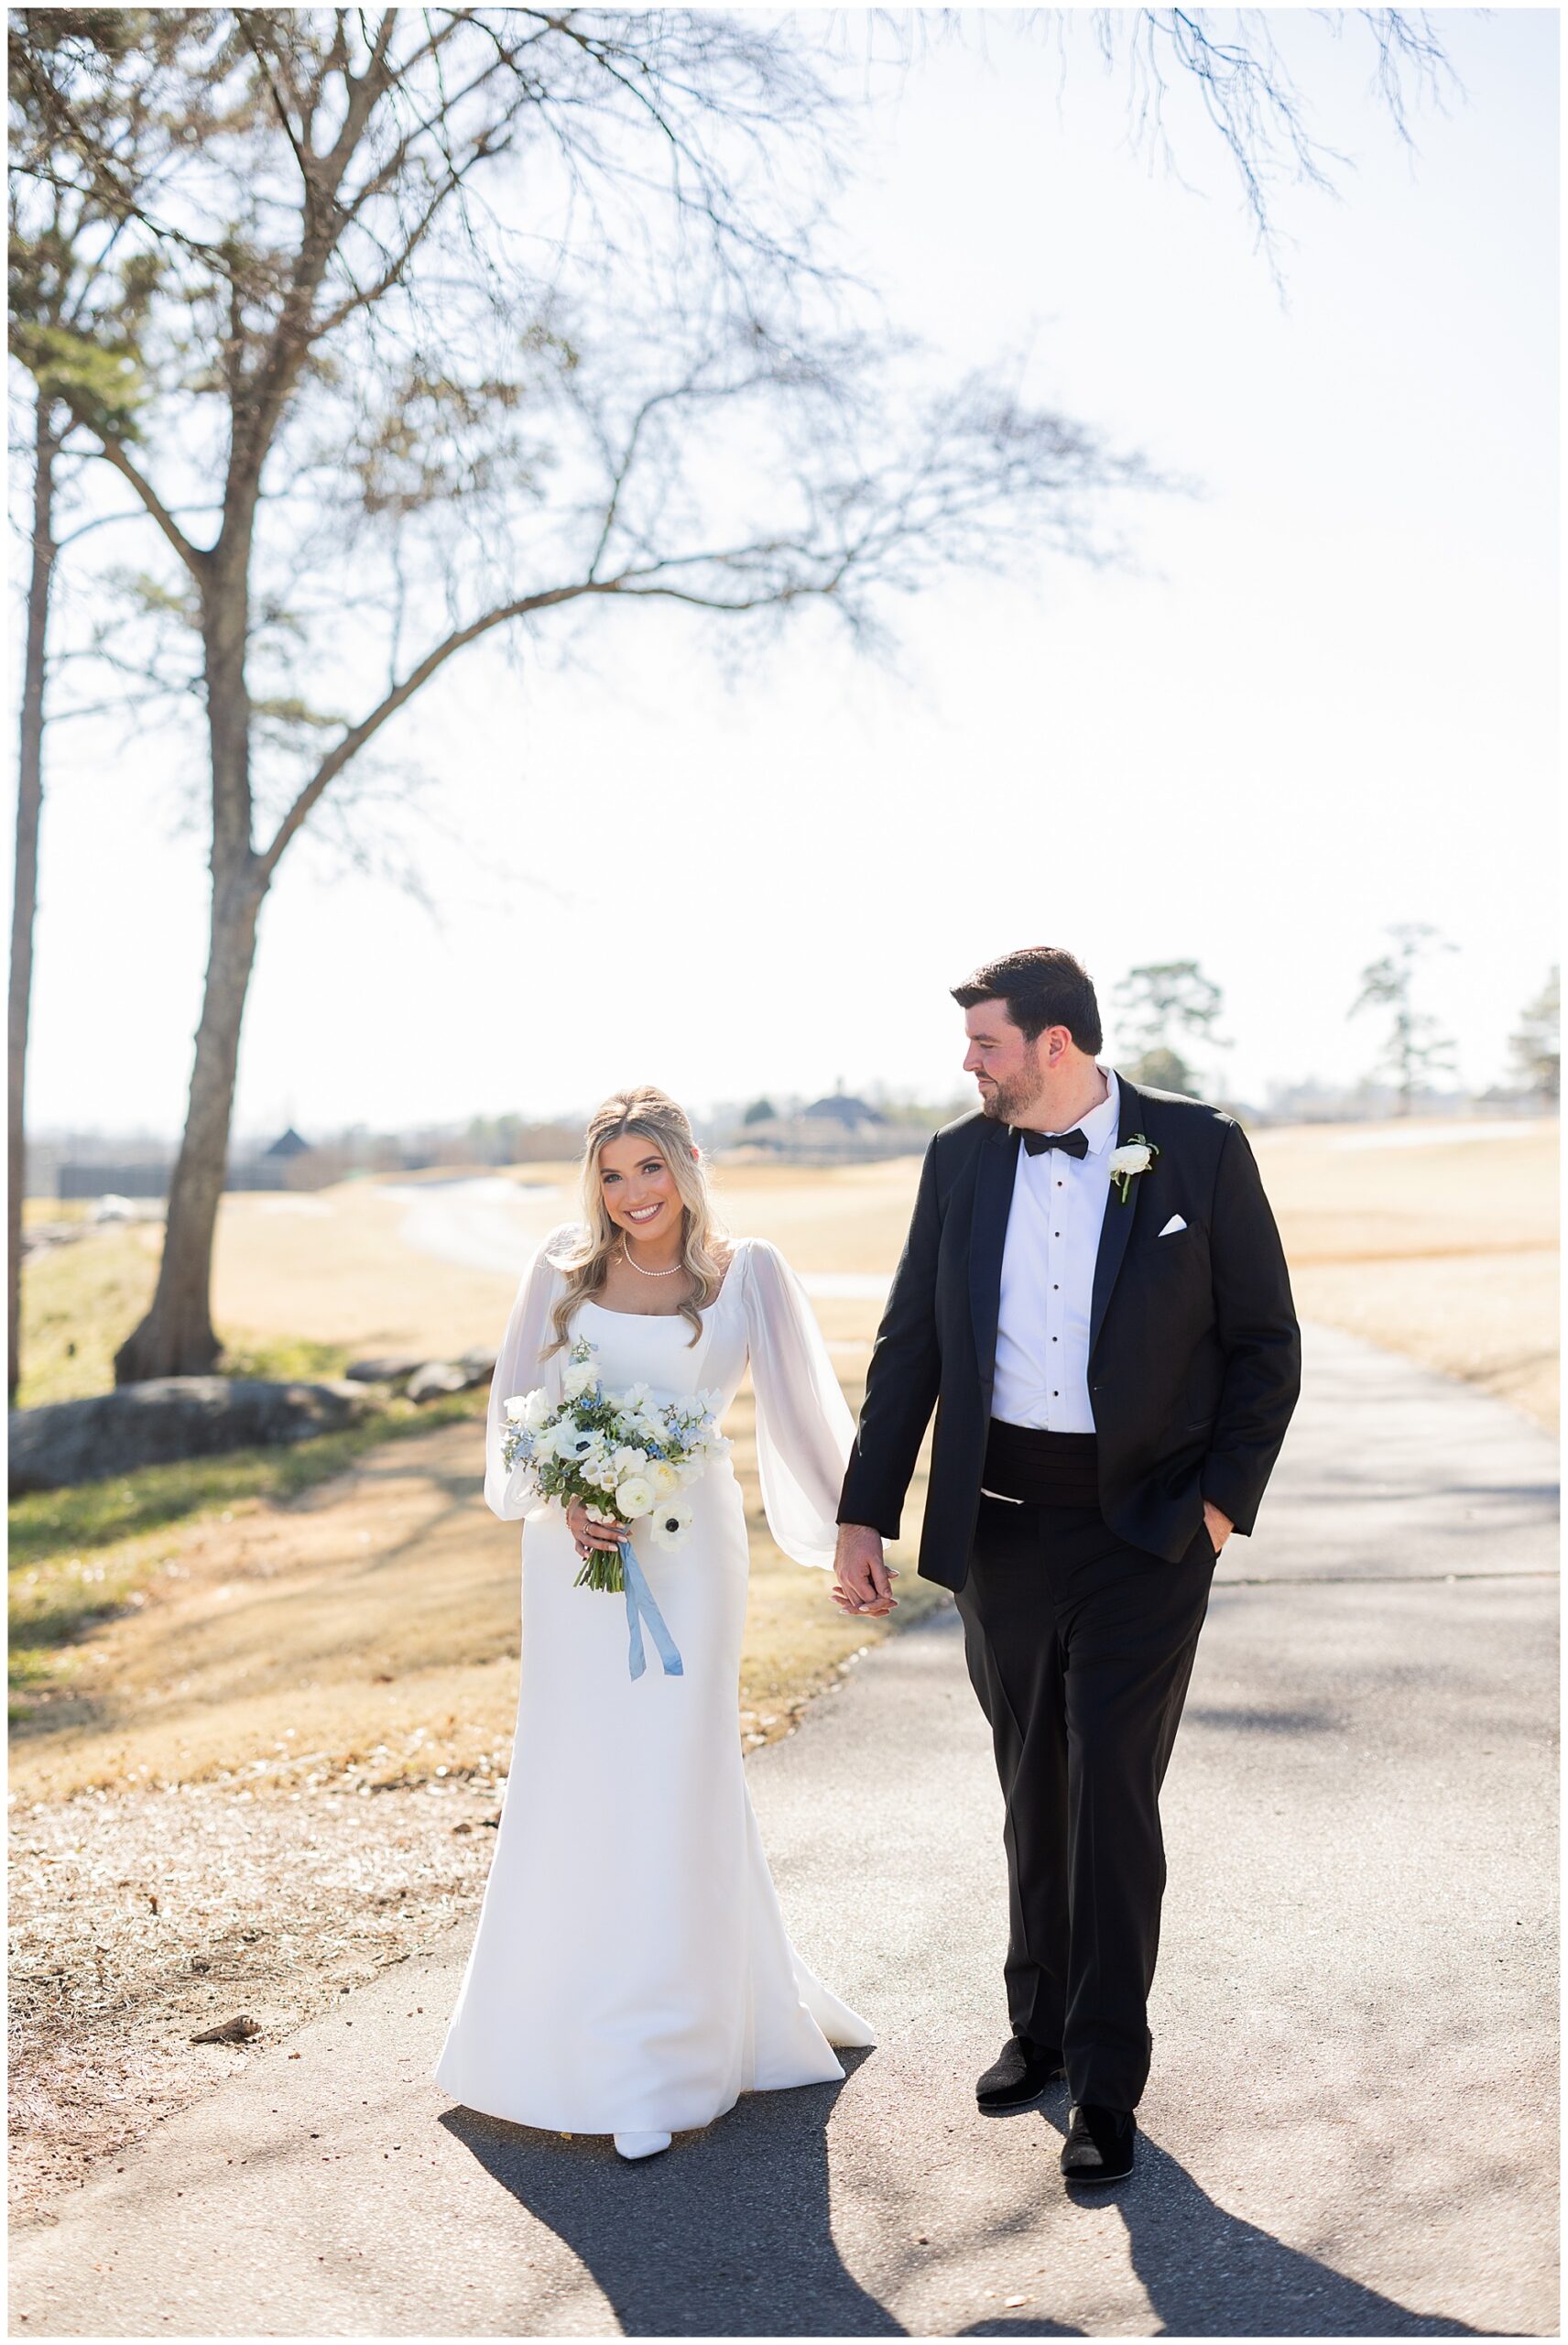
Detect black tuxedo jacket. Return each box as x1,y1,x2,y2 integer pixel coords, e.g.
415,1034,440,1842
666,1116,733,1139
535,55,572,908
838,1077,1301,1589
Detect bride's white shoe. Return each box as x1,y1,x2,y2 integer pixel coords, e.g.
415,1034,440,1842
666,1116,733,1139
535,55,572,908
614,2130,672,2162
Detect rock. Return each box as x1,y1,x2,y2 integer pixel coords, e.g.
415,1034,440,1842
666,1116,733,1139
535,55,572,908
405,1361,478,1402
343,1355,427,1386
190,2014,260,2045
7,1378,376,1496
347,1349,493,1395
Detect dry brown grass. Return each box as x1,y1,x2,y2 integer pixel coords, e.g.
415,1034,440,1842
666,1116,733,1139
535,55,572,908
15,1118,1552,1810
1251,1121,1558,1430
7,1384,940,1809
7,1781,498,2221
9,1118,1553,2217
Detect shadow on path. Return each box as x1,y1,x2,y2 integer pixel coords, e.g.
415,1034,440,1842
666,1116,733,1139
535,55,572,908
441,2052,903,2338
1114,2135,1482,2336
985,2113,1483,2340
443,2071,1486,2340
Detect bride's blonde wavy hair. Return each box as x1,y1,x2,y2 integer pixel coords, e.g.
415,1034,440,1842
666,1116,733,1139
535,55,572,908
546,1087,728,1353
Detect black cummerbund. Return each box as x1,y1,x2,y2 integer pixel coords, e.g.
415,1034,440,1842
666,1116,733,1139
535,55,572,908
983,1419,1101,1507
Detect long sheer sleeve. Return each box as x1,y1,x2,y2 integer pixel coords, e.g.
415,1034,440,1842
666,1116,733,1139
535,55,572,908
484,1227,573,1521
740,1238,856,1569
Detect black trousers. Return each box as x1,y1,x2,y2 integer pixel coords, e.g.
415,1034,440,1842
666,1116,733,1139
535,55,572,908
954,1494,1215,2111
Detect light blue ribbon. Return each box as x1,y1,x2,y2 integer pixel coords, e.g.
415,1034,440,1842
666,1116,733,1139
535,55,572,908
619,1537,683,1681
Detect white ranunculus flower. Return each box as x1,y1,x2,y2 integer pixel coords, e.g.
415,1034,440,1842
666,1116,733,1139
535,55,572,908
503,1395,530,1423
648,1498,693,1551
615,1474,656,1520
648,1461,681,1500
561,1359,597,1402
520,1389,552,1432
1109,1142,1155,1176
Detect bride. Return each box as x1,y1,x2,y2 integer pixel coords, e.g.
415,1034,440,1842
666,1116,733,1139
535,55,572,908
434,1085,874,2161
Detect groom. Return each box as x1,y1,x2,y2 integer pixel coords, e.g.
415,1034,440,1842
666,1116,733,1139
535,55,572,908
833,947,1300,2183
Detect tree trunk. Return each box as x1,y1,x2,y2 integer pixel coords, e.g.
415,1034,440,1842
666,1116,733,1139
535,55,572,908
114,548,264,1385
111,863,266,1381
9,394,60,1402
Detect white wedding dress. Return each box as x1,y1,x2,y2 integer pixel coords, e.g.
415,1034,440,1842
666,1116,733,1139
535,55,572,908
434,1231,874,2139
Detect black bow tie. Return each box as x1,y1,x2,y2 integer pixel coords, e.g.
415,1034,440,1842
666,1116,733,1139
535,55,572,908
1020,1127,1089,1159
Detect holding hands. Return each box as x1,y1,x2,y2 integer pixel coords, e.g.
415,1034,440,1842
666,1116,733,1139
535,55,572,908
832,1523,898,1618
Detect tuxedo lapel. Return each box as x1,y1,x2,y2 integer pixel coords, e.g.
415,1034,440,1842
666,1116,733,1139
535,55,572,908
1089,1075,1144,1360
969,1119,1019,1399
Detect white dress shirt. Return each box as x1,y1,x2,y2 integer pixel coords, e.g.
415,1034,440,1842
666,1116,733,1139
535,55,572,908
992,1069,1120,1433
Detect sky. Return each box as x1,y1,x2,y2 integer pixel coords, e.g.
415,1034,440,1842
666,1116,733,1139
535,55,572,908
18,8,1559,1141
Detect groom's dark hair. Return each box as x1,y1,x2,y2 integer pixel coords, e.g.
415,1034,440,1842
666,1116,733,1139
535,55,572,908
952,947,1103,1053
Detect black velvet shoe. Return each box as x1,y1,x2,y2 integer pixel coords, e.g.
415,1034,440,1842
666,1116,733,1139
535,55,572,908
975,2034,1066,2114
1060,2101,1137,2181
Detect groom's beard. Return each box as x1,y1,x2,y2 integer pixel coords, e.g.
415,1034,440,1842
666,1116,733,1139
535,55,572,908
981,1066,1045,1123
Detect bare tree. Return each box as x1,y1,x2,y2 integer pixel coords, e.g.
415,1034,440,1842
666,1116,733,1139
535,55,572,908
1351,922,1457,1114
1509,968,1560,1106
10,9,1159,1382
8,5,1464,1386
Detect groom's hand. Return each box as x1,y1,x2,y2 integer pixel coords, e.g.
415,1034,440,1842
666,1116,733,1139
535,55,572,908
833,1523,898,1616
1203,1500,1234,1555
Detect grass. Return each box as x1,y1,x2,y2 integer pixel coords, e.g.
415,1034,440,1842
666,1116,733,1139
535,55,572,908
6,1376,942,1804
11,1120,1555,1802
8,1391,486,1712
17,1209,355,1407
16,1221,161,1407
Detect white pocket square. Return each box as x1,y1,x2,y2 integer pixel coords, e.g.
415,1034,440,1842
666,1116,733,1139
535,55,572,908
1158,1214,1187,1237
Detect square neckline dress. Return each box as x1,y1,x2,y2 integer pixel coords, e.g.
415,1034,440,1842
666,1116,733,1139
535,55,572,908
433,1232,875,2138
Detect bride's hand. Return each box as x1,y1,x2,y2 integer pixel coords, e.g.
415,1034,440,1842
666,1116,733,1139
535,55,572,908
566,1497,623,1558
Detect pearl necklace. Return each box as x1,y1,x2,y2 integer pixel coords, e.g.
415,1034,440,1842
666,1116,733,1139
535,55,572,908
620,1238,683,1279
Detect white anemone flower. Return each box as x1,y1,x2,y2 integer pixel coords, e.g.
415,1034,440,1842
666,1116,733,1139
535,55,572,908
648,1498,694,1551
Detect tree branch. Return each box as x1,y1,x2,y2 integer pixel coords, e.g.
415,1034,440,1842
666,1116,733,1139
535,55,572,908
255,577,610,877
72,419,208,578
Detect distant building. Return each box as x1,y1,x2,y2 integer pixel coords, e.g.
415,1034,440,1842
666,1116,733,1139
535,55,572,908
800,1094,885,1130
719,1093,926,1164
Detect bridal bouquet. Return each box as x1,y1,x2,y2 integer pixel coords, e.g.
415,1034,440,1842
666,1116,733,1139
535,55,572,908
500,1340,730,1596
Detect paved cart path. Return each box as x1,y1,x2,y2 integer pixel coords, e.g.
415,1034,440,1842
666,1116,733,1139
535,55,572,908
11,1325,1558,2338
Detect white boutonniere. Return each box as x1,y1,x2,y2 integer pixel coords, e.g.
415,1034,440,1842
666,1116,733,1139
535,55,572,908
1108,1134,1160,1205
